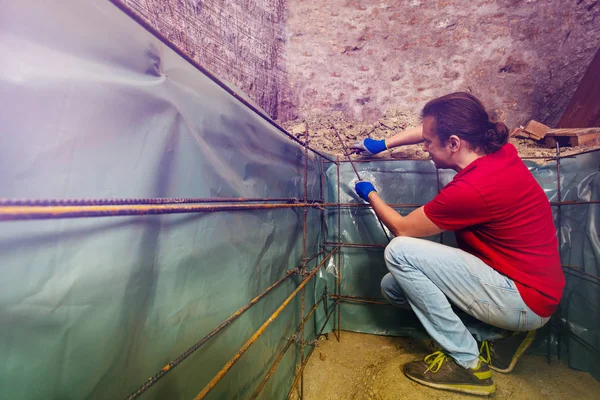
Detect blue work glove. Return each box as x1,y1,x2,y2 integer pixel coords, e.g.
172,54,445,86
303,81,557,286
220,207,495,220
355,181,377,202
350,138,388,155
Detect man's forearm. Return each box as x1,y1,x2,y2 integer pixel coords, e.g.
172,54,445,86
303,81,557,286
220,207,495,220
385,125,423,149
367,192,403,236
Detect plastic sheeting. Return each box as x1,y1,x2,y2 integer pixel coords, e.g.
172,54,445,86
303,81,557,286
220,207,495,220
1,1,599,398
0,1,323,399
319,150,600,380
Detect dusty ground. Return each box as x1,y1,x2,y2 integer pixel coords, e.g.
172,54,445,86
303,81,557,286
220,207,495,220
281,111,600,161
295,331,600,400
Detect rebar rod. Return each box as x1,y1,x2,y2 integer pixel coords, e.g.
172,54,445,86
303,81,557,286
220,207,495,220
336,158,342,342
108,0,336,163
324,202,423,208
193,247,339,400
324,146,600,164
0,197,322,207
331,126,362,181
300,124,310,400
331,127,391,243
285,305,336,399
249,293,327,400
550,200,600,206
554,143,562,361
330,295,390,305
124,251,322,400
322,242,386,249
0,202,324,221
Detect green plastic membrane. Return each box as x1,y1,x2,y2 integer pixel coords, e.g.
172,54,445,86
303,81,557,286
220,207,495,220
1,1,599,399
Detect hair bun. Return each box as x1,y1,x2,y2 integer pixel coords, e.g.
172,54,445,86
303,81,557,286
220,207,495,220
483,121,509,153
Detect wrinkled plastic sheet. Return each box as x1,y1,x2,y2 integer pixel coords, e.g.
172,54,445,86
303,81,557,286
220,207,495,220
319,150,600,380
0,1,324,399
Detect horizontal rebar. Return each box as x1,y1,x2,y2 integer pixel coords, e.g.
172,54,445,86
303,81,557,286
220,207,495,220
550,200,600,206
330,294,390,305
193,247,339,400
125,251,323,400
322,242,386,249
323,147,600,164
0,202,325,221
250,293,328,400
4,199,592,221
108,0,336,163
285,305,336,399
0,197,322,207
325,202,423,208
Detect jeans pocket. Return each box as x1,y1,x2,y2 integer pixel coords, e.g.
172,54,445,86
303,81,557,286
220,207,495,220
468,300,528,331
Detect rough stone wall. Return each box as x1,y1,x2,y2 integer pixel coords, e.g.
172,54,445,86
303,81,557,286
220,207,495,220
119,0,287,118
283,0,600,128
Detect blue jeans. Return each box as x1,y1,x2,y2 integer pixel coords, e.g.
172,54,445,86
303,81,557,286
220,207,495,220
382,236,550,368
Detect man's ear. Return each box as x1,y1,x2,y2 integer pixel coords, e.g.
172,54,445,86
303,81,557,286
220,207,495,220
448,135,461,152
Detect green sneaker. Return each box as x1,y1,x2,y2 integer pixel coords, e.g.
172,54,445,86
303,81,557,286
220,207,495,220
480,330,536,373
403,351,496,396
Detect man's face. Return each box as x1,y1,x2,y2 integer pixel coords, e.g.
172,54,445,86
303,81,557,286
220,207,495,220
422,116,453,169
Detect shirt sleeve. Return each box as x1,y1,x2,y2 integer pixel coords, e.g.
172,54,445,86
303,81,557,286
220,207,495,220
423,179,491,231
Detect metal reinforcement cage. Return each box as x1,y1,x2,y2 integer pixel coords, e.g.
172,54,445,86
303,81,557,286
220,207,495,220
1,1,599,399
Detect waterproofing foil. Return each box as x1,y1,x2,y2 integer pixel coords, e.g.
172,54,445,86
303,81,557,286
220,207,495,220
320,151,600,380
1,1,599,398
0,1,323,399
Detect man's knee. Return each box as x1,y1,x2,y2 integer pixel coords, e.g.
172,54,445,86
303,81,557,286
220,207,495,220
384,236,417,271
380,272,397,295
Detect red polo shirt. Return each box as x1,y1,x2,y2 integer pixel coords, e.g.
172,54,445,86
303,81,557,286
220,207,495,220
423,143,564,317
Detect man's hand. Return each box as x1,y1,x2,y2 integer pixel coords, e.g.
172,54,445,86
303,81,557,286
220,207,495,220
355,181,377,202
349,138,387,155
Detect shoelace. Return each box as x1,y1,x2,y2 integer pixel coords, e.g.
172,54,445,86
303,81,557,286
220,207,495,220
423,350,451,373
479,340,492,365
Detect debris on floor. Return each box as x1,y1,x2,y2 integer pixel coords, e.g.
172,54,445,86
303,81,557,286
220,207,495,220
281,114,600,160
544,127,600,148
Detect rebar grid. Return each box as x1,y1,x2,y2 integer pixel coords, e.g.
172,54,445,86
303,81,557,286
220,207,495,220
192,247,339,400
3,2,597,392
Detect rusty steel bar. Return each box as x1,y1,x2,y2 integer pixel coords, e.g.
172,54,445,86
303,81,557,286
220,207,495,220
332,126,362,181
323,242,386,249
330,294,390,306
551,200,600,206
325,157,432,164
556,144,563,283
0,202,325,221
563,265,600,283
331,128,391,243
299,125,310,400
249,293,327,400
324,202,423,208
336,157,342,342
286,305,336,399
193,247,339,400
0,197,322,207
124,251,322,400
108,1,336,163
322,146,600,165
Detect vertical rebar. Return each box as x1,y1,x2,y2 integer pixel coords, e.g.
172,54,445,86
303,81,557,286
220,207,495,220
299,125,309,400
336,156,342,342
331,126,390,242
549,143,562,364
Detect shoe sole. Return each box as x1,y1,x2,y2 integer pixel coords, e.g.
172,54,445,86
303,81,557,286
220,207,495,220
405,374,496,396
490,331,535,374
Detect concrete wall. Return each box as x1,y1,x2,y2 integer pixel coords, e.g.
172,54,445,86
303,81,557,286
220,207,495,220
282,0,600,127
120,0,287,118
